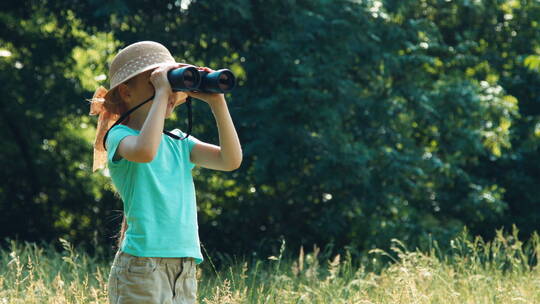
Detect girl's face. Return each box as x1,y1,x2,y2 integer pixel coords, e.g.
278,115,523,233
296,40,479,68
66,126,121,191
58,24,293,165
124,68,188,118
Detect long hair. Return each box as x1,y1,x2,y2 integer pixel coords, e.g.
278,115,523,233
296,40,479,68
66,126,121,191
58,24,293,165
107,85,130,251
116,214,128,250
105,86,131,122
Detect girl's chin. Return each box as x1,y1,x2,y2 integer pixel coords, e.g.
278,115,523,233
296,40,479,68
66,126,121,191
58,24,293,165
165,104,177,117
178,92,188,99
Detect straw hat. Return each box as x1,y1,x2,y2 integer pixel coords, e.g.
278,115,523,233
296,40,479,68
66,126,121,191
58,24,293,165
87,41,183,172
105,40,178,100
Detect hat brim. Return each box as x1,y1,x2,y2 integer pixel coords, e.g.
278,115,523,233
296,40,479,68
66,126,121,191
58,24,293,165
104,62,188,101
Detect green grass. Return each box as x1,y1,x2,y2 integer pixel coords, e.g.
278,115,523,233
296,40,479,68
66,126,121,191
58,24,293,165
1,226,538,303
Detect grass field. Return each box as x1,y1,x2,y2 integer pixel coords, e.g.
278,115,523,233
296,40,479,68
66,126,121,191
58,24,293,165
0,226,538,303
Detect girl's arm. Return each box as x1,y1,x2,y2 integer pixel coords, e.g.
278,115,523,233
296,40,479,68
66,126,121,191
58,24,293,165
116,63,179,162
187,89,242,171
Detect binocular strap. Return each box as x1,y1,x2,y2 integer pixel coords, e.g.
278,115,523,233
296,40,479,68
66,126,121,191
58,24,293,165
102,94,192,151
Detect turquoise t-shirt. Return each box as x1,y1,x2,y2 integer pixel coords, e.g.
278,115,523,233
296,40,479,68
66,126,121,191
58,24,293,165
105,124,203,265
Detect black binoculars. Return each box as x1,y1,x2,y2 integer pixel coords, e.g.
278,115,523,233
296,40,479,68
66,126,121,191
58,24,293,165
167,66,236,93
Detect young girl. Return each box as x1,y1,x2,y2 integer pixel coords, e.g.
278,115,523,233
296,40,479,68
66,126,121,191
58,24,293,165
88,41,242,304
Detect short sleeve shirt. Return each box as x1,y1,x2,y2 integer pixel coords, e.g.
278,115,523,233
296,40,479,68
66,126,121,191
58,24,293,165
105,124,203,264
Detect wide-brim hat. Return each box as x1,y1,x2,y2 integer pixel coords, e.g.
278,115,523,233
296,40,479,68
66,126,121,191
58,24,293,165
104,40,180,101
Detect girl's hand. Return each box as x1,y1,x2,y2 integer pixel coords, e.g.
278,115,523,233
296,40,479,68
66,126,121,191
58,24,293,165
149,63,182,96
186,66,226,105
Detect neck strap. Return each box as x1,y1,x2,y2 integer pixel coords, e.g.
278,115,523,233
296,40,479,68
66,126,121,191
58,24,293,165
103,94,192,150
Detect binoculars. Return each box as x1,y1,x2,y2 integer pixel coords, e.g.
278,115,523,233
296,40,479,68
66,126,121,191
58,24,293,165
167,66,236,93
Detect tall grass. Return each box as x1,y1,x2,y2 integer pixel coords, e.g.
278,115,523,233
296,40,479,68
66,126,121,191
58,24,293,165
0,225,538,303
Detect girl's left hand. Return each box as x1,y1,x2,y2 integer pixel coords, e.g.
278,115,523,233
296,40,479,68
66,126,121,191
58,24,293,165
186,67,226,105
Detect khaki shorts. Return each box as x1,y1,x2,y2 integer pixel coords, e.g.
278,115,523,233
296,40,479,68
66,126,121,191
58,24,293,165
107,250,197,304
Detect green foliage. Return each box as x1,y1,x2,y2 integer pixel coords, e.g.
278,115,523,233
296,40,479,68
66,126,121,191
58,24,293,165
524,55,540,71
0,0,539,263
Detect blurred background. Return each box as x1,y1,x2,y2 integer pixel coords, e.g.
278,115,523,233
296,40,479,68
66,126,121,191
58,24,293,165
0,0,539,265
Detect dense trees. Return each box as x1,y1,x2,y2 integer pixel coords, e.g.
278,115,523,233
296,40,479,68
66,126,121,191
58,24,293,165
1,0,539,261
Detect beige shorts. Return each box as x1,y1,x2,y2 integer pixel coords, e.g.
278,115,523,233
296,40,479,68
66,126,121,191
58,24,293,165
107,250,198,304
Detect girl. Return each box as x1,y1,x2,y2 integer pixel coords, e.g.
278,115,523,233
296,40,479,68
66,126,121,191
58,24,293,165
88,41,242,304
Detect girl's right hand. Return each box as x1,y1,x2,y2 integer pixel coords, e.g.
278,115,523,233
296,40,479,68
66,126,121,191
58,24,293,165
149,63,181,96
